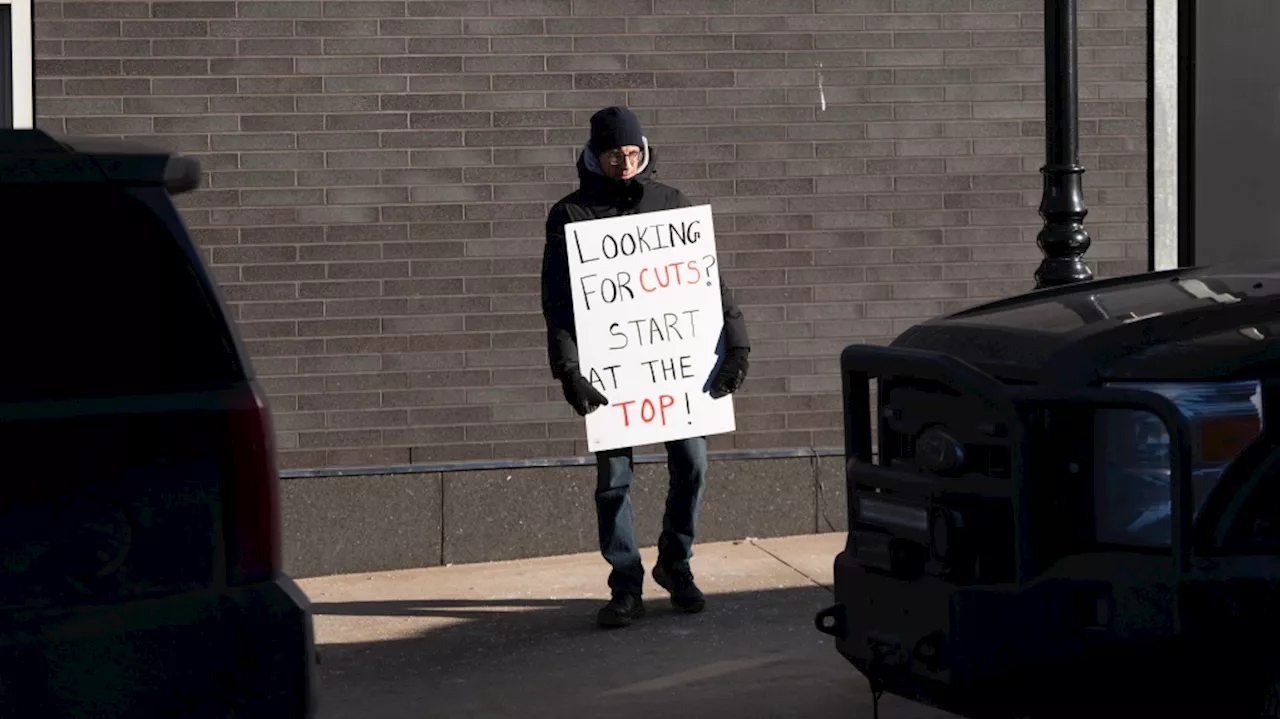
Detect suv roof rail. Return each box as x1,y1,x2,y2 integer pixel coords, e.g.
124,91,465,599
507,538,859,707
0,129,202,195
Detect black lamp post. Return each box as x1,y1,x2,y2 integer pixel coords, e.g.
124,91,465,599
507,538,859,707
1035,0,1094,288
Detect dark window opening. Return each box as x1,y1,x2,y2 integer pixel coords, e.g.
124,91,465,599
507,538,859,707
0,6,12,130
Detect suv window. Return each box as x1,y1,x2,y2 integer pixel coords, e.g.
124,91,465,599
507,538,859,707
1,183,241,403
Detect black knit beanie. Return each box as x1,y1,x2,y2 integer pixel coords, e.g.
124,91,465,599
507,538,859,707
588,106,644,155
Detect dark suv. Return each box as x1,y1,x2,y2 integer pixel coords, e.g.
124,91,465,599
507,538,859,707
0,130,316,717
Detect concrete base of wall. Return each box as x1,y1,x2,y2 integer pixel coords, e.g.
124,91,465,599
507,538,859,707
281,454,848,579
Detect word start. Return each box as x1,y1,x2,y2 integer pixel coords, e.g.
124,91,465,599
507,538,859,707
608,310,701,350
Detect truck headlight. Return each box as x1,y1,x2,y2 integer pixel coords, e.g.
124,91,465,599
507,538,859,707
1094,380,1262,547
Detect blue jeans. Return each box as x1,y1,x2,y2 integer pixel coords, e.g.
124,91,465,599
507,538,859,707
595,437,709,596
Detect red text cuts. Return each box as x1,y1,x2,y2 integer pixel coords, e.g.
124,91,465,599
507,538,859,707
638,260,703,294
565,205,736,452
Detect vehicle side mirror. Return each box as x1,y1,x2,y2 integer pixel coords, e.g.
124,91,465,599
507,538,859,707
163,155,201,196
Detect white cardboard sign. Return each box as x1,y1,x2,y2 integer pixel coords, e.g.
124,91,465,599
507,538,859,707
565,204,736,453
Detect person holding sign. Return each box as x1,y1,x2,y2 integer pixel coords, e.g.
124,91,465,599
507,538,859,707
540,106,751,629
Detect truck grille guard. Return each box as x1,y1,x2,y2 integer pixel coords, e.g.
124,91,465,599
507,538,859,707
818,344,1198,653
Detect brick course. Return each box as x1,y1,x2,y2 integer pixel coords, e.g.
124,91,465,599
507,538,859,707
33,0,1150,470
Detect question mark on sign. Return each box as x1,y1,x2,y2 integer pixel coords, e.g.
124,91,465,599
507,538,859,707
703,254,716,286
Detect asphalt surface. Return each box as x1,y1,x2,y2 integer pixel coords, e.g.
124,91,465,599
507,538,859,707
298,534,956,719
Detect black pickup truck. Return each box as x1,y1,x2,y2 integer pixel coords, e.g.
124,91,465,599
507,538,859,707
818,265,1280,719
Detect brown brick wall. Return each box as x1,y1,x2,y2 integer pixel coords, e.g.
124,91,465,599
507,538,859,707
32,0,1150,470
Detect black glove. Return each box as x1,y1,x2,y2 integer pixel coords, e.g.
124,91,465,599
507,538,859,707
710,348,749,398
561,371,609,416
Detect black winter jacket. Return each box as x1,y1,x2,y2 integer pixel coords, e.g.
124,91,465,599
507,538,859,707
540,141,750,381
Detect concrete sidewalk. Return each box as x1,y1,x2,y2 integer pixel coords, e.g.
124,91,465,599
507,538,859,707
298,533,953,719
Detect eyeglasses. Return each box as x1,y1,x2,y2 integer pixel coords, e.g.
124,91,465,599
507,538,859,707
601,149,643,166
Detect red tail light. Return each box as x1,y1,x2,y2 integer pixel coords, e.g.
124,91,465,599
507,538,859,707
224,384,282,586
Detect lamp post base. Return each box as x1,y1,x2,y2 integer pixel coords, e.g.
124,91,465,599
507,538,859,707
1035,162,1093,289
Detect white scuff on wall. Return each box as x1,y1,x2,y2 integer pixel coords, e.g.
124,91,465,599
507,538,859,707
817,62,826,112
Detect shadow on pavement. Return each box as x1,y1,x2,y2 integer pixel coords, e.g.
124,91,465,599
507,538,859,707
309,587,955,719
311,597,598,618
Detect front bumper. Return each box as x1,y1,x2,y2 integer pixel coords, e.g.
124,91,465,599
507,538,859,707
817,550,1197,718
819,550,1029,718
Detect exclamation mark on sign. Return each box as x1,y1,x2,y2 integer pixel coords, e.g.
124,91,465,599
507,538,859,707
686,392,692,424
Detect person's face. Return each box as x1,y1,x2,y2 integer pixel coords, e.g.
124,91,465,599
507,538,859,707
598,145,642,180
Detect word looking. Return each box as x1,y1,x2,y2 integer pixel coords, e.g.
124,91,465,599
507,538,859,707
573,219,702,265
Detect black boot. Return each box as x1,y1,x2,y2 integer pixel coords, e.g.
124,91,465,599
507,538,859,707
597,592,645,628
652,564,706,613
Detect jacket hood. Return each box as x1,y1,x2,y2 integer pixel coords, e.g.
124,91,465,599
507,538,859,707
576,136,656,209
